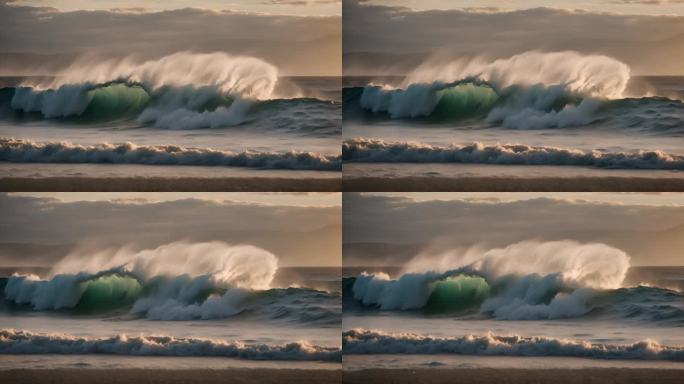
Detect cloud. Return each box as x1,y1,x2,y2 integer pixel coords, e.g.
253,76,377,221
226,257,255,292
343,1,684,75
612,0,684,4
262,0,340,4
0,2,341,75
0,194,341,267
461,7,505,13
343,193,684,267
108,7,149,13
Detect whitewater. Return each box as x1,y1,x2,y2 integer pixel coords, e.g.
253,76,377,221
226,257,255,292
0,241,342,363
343,240,684,362
0,52,341,174
343,51,684,173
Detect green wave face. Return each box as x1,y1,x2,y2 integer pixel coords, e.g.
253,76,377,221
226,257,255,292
426,275,491,313
431,83,499,120
82,84,150,119
147,85,234,112
76,275,143,311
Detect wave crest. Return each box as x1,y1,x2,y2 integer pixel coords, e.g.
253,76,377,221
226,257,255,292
1,329,341,361
342,138,684,170
343,329,684,361
352,51,663,129
5,242,276,311
3,52,335,128
24,52,279,100
404,51,630,99
3,242,341,324
349,240,634,320
0,138,342,171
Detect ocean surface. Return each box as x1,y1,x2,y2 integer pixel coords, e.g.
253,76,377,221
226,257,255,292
0,266,342,369
343,53,684,179
342,264,684,366
0,55,341,178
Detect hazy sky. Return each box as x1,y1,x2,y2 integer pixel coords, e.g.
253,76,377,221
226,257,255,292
0,0,341,75
0,193,341,267
10,0,341,16
344,0,684,75
362,0,684,16
344,193,684,267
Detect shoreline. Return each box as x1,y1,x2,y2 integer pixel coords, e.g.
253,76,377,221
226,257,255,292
343,368,684,384
2,367,683,384
0,177,341,192
343,176,684,192
0,368,341,384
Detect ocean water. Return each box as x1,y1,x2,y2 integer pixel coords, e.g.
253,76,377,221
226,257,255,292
343,52,684,179
342,264,684,366
0,265,342,369
0,53,341,178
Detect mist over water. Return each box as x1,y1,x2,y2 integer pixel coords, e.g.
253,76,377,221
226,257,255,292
8,52,280,127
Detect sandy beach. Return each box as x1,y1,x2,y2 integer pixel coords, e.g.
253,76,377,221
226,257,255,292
343,368,684,384
342,177,684,192
0,177,341,192
0,369,341,384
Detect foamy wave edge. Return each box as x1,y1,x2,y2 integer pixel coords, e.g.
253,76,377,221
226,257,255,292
0,138,341,171
0,329,341,361
343,138,684,170
343,329,684,361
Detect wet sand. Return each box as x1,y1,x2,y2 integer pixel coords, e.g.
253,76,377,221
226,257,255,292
343,177,684,192
0,177,341,192
343,368,684,384
0,368,341,384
